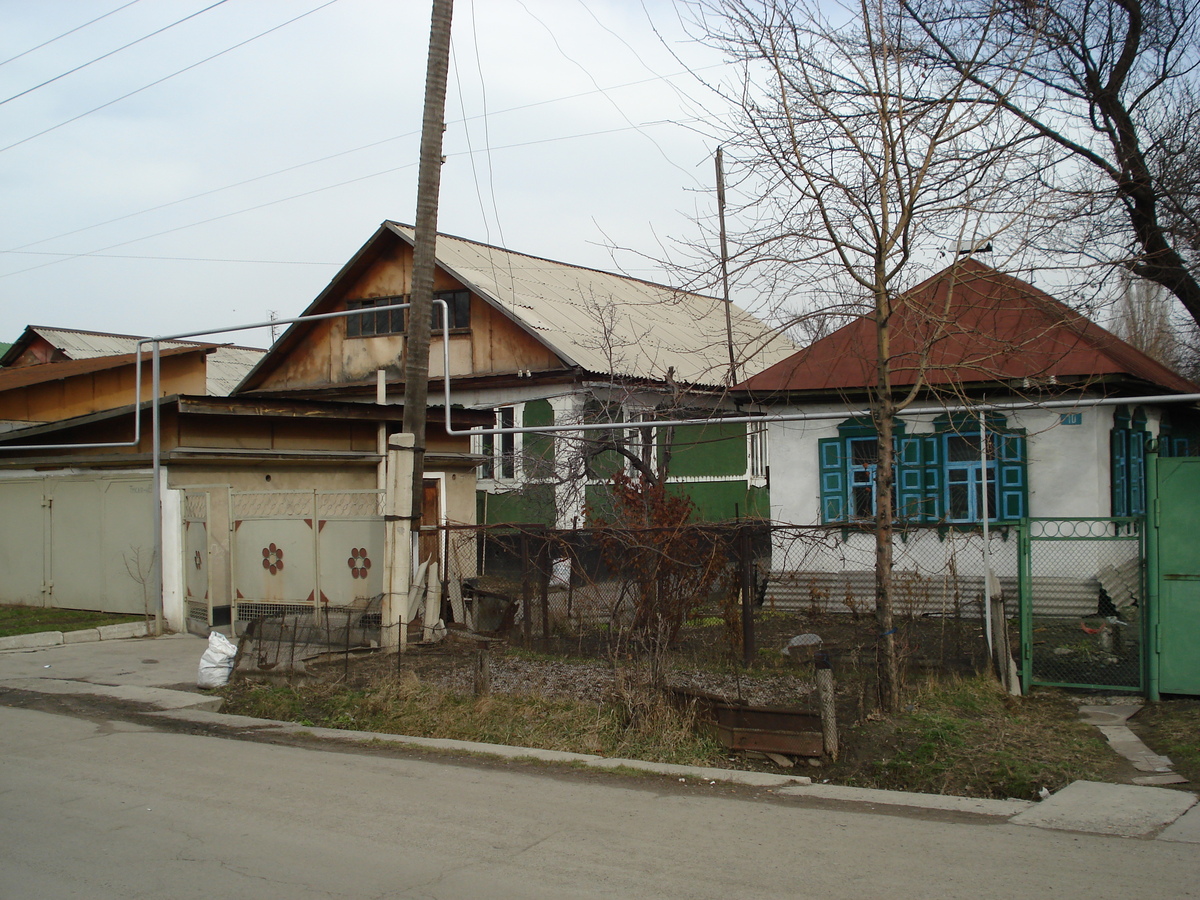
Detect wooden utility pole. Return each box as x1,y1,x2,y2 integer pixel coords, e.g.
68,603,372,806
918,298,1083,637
402,0,453,526
716,147,737,386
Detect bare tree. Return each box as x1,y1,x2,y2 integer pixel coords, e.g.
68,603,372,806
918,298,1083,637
1111,275,1200,378
899,0,1200,325
685,0,1033,710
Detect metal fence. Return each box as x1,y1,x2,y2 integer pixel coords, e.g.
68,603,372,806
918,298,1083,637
1020,518,1143,692
227,516,1143,695
440,522,1002,682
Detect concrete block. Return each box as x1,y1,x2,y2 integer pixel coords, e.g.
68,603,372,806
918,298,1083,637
63,628,101,643
0,631,64,651
97,621,149,640
1011,780,1197,837
1158,802,1200,843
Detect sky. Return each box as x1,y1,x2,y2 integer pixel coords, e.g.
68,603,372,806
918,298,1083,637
0,0,740,349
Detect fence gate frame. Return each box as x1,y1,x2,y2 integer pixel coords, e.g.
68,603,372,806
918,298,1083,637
182,488,214,628
1018,517,1145,694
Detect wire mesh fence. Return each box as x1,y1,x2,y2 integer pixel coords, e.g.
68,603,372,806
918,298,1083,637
440,522,1004,685
1023,518,1143,691
227,516,1144,696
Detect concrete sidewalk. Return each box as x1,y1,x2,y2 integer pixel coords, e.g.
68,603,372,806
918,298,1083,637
1,631,1196,841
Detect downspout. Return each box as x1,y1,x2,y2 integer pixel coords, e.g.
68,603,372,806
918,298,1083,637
150,343,164,635
377,369,387,494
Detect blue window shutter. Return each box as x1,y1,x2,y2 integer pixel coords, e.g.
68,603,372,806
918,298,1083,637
896,436,924,521
818,437,847,523
1174,437,1190,457
1111,428,1129,517
996,433,1027,520
922,434,942,521
1129,430,1146,515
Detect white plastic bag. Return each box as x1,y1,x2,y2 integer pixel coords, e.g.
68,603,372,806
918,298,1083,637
197,631,238,688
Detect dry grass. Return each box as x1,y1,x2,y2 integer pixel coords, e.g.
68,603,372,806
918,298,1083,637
1128,698,1200,785
821,676,1132,799
220,667,725,767
220,649,1191,800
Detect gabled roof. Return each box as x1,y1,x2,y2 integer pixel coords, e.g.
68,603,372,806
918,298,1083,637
240,222,794,392
1,326,264,396
736,259,1198,397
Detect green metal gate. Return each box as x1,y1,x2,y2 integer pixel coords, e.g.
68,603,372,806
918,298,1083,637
1019,518,1144,693
1147,454,1200,698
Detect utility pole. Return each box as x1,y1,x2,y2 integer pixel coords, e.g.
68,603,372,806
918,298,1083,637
716,147,737,386
402,0,453,528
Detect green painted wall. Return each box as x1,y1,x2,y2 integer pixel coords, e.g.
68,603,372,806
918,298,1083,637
665,480,767,522
478,484,556,526
522,399,555,479
661,421,747,477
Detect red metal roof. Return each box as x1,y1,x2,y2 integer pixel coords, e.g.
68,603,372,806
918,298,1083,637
736,259,1198,396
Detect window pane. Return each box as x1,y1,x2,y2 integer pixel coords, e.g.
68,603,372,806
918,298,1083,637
851,438,879,465
947,434,980,462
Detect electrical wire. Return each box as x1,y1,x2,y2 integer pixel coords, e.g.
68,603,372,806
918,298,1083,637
0,0,145,68
6,63,723,254
0,0,231,109
0,0,342,155
0,119,702,279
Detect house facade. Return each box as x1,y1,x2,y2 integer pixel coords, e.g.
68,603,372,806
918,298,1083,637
238,222,795,528
731,260,1200,623
0,327,485,631
737,260,1200,530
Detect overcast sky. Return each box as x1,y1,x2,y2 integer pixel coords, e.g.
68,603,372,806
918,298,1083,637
0,0,740,348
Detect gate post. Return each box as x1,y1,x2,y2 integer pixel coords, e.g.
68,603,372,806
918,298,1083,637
382,434,416,650
1145,443,1160,701
1017,518,1032,693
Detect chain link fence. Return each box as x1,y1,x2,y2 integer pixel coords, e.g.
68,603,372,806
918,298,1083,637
1022,519,1143,691
228,516,1143,696
439,522,1006,686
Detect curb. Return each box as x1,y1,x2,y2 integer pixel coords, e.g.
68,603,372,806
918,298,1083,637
0,622,149,652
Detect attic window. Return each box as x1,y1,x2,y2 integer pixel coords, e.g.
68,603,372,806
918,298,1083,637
345,290,470,338
347,297,404,337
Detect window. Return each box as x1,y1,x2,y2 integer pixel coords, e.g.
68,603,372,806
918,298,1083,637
818,415,1026,524
944,431,996,522
345,289,470,338
480,407,515,480
346,297,404,337
1110,406,1147,516
748,425,768,479
432,289,470,330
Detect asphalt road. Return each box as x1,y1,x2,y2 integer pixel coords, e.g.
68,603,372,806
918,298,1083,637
1,701,1196,900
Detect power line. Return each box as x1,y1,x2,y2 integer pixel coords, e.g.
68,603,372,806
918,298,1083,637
0,0,342,155
0,0,231,109
0,118,700,280
7,63,723,254
0,0,145,68
1,250,337,265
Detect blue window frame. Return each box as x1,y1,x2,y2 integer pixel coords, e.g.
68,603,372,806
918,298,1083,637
819,414,1026,525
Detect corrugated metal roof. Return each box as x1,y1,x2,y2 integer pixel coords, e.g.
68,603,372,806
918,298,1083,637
7,327,264,396
387,224,795,386
736,259,1199,396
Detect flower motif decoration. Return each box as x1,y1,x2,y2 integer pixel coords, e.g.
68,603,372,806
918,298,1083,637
193,550,203,570
261,543,284,575
347,547,371,579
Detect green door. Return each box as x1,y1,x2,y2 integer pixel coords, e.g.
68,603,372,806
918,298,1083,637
1154,457,1200,695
